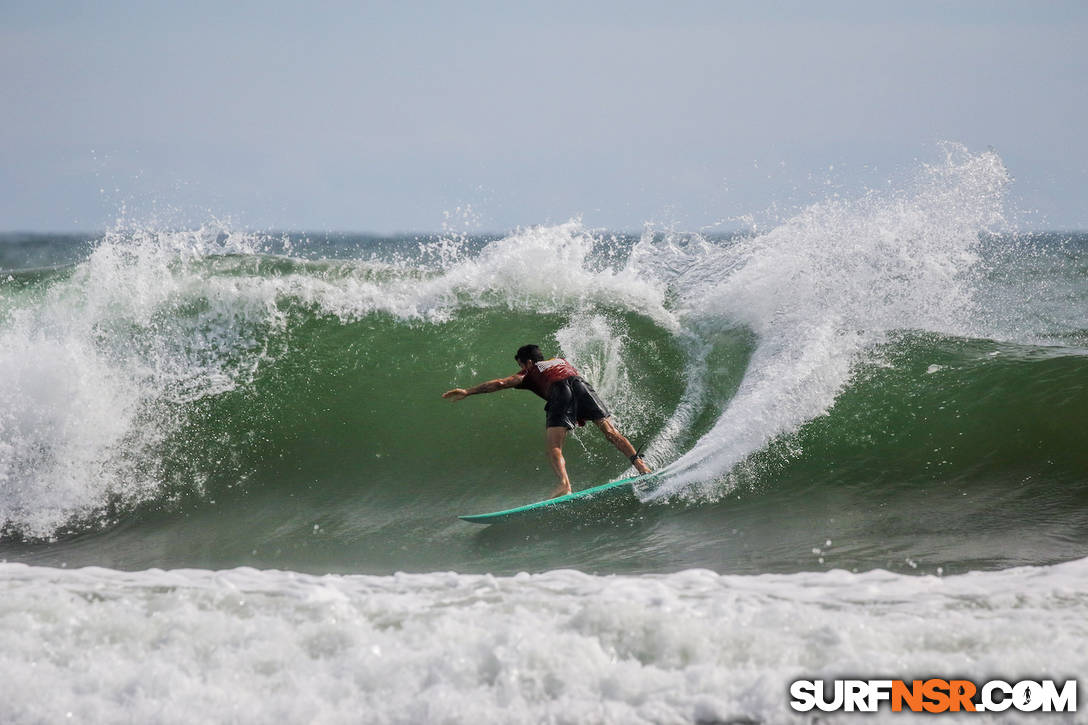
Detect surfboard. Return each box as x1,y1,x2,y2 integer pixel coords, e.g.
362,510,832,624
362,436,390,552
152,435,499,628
458,472,659,524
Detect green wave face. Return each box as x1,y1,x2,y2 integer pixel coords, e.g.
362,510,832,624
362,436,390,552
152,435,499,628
793,335,1088,484
141,303,753,568
169,306,697,507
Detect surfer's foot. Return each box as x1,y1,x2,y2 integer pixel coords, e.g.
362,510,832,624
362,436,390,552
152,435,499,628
549,484,572,498
633,458,652,475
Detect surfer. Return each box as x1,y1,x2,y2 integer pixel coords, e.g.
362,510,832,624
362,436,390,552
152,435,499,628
442,344,652,497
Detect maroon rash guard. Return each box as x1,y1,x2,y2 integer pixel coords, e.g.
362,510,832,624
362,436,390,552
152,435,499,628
514,358,611,429
513,358,580,399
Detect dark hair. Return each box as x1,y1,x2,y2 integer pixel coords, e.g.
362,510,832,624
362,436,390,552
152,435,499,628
515,344,544,363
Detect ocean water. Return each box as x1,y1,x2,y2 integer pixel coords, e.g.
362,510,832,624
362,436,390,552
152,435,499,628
1,146,1086,723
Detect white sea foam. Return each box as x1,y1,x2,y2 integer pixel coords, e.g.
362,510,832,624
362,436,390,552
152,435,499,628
0,559,1083,724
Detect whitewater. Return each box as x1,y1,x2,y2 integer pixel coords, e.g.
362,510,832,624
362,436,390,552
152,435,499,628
1,561,1085,724
2,145,1087,722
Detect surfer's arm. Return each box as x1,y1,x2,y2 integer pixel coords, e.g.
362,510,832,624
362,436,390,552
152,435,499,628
442,373,524,401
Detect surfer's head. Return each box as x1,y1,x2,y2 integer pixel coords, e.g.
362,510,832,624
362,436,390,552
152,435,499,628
515,344,544,365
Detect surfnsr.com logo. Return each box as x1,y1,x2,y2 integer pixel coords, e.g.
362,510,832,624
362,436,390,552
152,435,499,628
790,679,1077,714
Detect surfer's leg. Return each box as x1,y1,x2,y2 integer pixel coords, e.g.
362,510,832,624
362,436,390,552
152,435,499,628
594,418,652,474
545,426,573,497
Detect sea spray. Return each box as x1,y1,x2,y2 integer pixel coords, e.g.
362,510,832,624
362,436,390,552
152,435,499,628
650,144,1011,496
0,224,291,537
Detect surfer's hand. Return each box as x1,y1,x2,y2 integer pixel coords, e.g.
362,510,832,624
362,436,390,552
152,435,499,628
442,388,469,401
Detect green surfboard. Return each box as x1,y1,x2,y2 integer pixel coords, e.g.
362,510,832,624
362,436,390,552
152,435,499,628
458,472,659,524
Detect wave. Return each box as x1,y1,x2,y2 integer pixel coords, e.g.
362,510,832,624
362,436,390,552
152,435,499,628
1,146,1085,554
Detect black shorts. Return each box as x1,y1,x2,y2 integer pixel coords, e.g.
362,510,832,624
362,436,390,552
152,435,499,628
544,376,611,430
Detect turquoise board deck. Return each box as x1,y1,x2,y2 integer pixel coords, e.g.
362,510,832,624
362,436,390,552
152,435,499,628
458,472,659,524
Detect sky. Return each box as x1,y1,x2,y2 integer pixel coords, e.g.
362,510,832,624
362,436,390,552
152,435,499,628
2,0,1086,233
